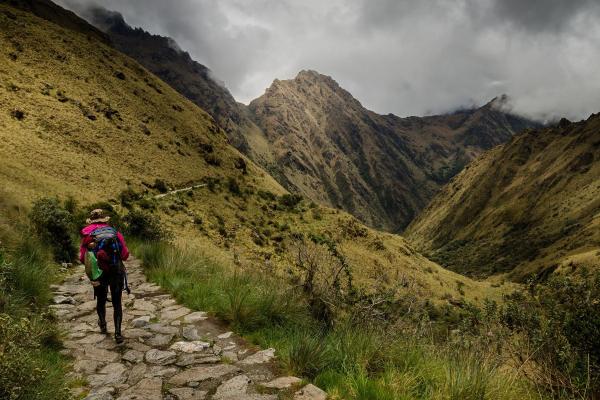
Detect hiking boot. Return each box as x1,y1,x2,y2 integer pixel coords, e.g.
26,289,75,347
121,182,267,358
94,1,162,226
114,333,124,344
98,320,107,334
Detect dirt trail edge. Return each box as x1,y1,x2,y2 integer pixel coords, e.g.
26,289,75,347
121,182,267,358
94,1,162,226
51,257,327,400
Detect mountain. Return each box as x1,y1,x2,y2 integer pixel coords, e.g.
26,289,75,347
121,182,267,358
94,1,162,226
80,6,273,165
0,1,508,307
72,9,536,232
406,116,600,280
248,71,537,231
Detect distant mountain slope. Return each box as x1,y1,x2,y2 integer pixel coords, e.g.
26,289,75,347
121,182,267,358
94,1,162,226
248,71,536,231
406,116,600,280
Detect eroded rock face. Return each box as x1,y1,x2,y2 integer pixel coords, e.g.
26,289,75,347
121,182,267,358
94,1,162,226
54,257,326,399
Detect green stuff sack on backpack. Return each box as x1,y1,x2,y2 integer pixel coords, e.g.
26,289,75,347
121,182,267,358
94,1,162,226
85,250,102,281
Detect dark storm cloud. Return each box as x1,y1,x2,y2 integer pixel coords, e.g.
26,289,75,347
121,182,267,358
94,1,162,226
489,0,600,33
57,0,600,121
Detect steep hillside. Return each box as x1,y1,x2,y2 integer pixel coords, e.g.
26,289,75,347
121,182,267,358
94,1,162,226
406,116,600,280
249,71,535,231
81,6,274,165
0,3,508,307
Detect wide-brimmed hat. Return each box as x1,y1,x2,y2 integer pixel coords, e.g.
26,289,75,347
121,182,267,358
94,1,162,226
86,209,110,224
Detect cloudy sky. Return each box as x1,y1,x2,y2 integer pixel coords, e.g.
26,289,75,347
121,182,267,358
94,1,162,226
58,0,600,121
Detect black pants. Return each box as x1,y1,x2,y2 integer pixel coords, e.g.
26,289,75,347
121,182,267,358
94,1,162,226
94,272,124,334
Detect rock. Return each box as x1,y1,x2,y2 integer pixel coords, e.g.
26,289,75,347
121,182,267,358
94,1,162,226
182,326,201,341
122,350,144,363
71,322,95,332
84,389,115,400
99,363,128,375
145,333,173,347
147,323,179,335
217,331,233,339
170,341,210,353
73,359,101,374
125,329,153,339
262,376,302,389
53,295,76,304
176,353,221,367
77,333,107,344
126,363,148,385
168,388,207,400
146,366,179,378
78,300,98,312
171,320,182,326
238,348,275,365
117,377,162,400
161,299,177,308
131,316,151,328
145,349,176,365
88,371,127,387
161,306,191,321
168,364,239,386
133,299,156,312
294,384,327,400
213,375,250,399
126,341,152,352
81,345,120,363
183,311,207,323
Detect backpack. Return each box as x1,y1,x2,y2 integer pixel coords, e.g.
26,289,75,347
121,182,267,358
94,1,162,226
84,250,102,281
91,226,123,272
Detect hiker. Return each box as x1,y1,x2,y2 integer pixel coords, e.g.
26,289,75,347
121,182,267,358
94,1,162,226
79,209,130,344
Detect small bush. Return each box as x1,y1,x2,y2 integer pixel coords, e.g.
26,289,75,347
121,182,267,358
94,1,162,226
29,198,75,262
119,187,141,208
279,194,303,210
153,179,169,193
0,314,70,400
123,210,169,241
227,177,242,196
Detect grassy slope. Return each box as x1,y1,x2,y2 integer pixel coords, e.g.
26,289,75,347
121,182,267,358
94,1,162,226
0,4,512,309
0,4,282,203
0,190,72,400
406,117,600,280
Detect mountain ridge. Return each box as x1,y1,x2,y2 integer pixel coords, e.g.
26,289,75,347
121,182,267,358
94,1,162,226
248,70,537,231
406,115,600,280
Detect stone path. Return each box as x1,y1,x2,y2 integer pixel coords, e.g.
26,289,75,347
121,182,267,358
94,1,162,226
51,257,327,400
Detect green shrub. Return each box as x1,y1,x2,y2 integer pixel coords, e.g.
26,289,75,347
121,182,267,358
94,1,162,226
279,194,303,210
29,198,75,262
0,314,70,400
153,178,169,193
119,187,141,208
499,272,600,397
123,210,170,241
227,177,242,196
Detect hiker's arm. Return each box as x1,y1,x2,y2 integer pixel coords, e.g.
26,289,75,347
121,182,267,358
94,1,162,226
117,232,129,261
